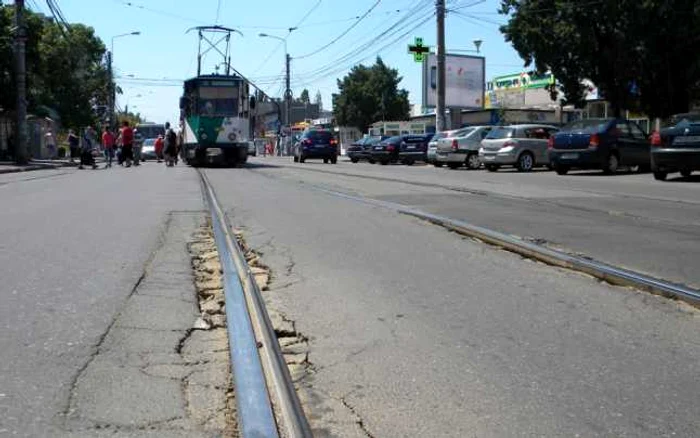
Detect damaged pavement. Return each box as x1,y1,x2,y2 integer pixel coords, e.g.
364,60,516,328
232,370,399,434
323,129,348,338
61,213,236,438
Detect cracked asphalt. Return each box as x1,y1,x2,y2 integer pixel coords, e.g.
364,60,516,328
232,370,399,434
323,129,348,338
205,158,700,437
0,164,206,436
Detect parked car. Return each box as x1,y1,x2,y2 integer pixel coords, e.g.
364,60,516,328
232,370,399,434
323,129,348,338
427,130,461,165
347,138,369,163
398,133,434,165
370,135,402,164
293,129,338,164
650,113,700,180
479,124,559,172
549,118,650,175
436,126,492,169
141,138,157,161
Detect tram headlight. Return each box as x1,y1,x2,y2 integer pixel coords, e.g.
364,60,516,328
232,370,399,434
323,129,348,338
200,133,208,140
228,132,237,141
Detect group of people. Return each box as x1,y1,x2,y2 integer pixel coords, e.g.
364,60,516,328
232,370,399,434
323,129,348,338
66,121,179,169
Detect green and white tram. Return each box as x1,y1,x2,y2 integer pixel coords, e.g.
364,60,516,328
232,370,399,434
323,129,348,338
179,74,253,166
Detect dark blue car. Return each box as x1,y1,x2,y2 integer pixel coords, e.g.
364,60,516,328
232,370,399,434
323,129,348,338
548,118,650,175
650,113,700,180
370,134,433,165
293,129,338,164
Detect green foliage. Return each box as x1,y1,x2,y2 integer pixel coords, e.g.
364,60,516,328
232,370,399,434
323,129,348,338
332,57,410,132
499,0,700,118
0,5,110,128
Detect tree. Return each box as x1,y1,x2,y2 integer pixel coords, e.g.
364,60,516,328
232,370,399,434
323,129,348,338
499,0,700,118
299,88,310,104
0,5,110,128
333,57,410,132
315,90,323,111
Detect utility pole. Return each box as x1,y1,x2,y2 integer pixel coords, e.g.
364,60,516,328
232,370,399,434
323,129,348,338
14,0,29,164
285,53,292,128
435,0,447,132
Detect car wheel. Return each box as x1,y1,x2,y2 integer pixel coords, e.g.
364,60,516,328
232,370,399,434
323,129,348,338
653,171,668,181
681,169,692,178
466,153,481,170
293,156,299,163
602,153,619,174
350,157,359,163
323,158,329,164
555,165,570,175
330,156,337,164
447,162,461,169
485,164,499,172
433,162,444,168
516,152,534,172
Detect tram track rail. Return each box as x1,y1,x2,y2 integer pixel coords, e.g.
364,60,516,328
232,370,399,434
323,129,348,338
199,169,313,438
311,186,700,307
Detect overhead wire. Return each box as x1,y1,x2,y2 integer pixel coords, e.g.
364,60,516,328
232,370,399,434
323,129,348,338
215,0,222,24
294,0,383,60
289,0,433,86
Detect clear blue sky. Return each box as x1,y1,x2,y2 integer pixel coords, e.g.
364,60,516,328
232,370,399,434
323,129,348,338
29,0,526,124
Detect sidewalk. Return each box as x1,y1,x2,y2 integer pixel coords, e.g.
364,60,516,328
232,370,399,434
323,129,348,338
0,159,78,175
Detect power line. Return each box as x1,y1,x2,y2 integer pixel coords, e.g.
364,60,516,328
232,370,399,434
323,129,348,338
293,0,323,29
292,1,433,83
294,0,383,60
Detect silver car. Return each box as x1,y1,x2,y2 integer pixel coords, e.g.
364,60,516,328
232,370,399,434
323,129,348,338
436,126,492,169
478,124,559,172
428,129,466,166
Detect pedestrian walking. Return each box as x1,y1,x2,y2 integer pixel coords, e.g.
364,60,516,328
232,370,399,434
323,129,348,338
120,121,135,167
102,126,115,168
79,126,98,169
154,135,164,163
163,122,177,167
68,129,79,163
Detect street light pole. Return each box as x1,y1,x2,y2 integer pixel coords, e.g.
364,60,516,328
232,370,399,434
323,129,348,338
259,33,293,155
109,31,140,129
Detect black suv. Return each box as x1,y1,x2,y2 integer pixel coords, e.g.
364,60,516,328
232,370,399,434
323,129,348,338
293,130,338,164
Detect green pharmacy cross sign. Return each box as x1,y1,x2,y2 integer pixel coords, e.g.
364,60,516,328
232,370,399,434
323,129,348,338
408,37,430,63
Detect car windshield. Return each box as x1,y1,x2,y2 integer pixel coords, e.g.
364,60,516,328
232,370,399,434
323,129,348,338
561,119,613,133
305,130,333,143
452,128,475,138
664,113,700,128
384,136,402,144
143,139,156,146
485,127,514,139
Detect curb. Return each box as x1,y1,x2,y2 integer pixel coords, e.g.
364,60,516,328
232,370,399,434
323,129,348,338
0,161,78,175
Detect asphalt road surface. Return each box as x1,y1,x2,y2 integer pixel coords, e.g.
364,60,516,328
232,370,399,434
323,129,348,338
0,165,202,436
2,159,699,437
206,157,699,437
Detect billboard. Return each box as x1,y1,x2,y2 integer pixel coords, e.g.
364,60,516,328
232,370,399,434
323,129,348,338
422,53,485,109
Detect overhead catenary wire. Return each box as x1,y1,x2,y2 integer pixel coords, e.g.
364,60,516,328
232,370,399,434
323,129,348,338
294,0,383,60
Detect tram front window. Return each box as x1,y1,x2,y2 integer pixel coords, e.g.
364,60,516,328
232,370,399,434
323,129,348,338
198,98,237,116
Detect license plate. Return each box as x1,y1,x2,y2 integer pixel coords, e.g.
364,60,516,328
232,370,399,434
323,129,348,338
673,136,700,145
206,148,222,156
375,146,383,150
407,145,416,149
561,153,579,159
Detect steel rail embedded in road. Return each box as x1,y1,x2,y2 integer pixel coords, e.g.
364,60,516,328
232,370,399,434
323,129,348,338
315,187,700,306
199,170,313,438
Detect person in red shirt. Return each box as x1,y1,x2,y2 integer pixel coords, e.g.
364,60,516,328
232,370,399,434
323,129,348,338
102,127,115,168
154,135,164,163
120,121,134,167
